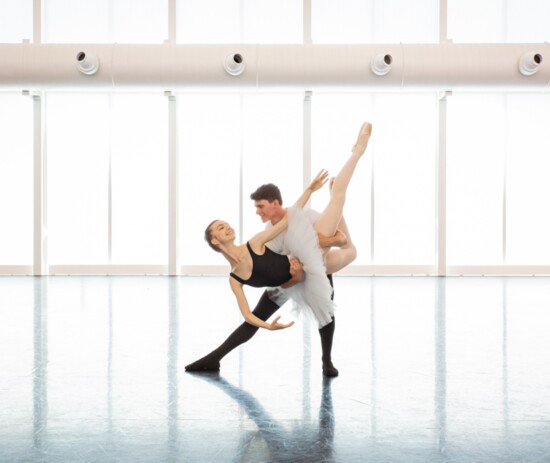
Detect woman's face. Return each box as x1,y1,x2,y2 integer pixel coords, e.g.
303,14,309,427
209,220,236,246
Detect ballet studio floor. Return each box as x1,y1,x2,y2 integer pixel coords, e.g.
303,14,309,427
1,275,550,463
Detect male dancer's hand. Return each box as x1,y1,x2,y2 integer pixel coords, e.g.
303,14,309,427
269,315,295,330
281,258,303,288
317,229,348,248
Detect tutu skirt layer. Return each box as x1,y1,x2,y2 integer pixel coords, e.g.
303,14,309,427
269,206,335,328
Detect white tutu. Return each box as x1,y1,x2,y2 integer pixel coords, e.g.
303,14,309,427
268,206,335,328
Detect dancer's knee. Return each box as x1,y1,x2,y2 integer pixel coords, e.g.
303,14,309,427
346,244,357,263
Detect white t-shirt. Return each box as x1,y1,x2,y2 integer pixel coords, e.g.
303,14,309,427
266,208,320,255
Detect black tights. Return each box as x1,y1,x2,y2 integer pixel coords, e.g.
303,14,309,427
185,276,336,373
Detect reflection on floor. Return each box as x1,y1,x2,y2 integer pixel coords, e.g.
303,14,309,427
1,275,550,462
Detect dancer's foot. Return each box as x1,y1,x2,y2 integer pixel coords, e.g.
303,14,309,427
351,122,372,156
322,360,339,377
185,357,220,372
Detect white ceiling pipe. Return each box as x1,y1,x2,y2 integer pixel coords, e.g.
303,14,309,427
0,43,548,90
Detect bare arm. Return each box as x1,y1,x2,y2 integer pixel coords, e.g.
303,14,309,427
248,212,289,253
229,277,294,330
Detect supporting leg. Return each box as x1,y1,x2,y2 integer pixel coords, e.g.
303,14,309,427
319,274,339,377
185,291,280,372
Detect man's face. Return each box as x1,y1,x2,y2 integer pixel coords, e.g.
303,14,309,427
254,199,279,223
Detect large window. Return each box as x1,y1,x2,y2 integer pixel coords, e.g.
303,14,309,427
47,93,110,264
312,0,438,44
447,93,550,266
448,0,550,43
505,94,550,264
177,0,302,44
446,94,506,266
371,94,437,265
178,94,241,267
0,0,32,43
0,94,33,265
47,93,167,267
43,0,167,43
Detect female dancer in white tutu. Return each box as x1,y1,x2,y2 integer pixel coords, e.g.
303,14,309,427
204,122,372,331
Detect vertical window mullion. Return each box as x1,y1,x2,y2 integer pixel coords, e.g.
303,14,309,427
168,92,178,275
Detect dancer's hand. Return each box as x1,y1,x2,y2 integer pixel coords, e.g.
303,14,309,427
281,258,303,288
308,169,329,193
289,258,303,280
295,169,329,208
269,316,295,330
317,229,348,249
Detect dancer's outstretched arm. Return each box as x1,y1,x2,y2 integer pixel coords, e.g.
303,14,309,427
229,277,295,330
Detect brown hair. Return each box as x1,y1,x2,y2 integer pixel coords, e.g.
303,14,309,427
250,183,283,205
204,220,221,252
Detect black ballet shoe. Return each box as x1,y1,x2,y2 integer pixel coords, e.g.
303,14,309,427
322,361,339,378
185,358,220,372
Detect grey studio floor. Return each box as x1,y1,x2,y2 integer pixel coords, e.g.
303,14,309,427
1,276,550,463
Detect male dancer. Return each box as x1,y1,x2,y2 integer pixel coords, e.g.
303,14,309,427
185,184,351,377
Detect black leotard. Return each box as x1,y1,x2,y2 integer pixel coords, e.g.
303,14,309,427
230,242,291,288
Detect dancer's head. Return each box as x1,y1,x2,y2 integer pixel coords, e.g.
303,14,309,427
250,183,284,223
204,220,235,252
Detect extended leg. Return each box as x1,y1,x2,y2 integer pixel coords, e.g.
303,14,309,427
315,122,371,237
185,290,280,372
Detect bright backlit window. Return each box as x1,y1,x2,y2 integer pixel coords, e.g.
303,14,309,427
446,94,506,265
0,0,32,43
178,94,241,266
312,0,438,44
448,0,550,43
0,94,33,265
43,0,167,43
47,94,110,264
177,0,302,44
110,94,168,264
505,94,550,264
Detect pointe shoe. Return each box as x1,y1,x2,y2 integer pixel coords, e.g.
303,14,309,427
351,122,372,156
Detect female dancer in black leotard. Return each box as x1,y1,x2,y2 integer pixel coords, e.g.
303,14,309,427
204,122,372,331
204,168,329,330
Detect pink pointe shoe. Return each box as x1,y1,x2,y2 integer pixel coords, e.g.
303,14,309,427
352,122,372,156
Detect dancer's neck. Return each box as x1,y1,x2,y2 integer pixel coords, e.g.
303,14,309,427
270,207,287,225
220,243,247,266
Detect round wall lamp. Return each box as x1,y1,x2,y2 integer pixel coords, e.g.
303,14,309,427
518,52,543,76
371,53,393,76
224,53,246,76
76,52,99,76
